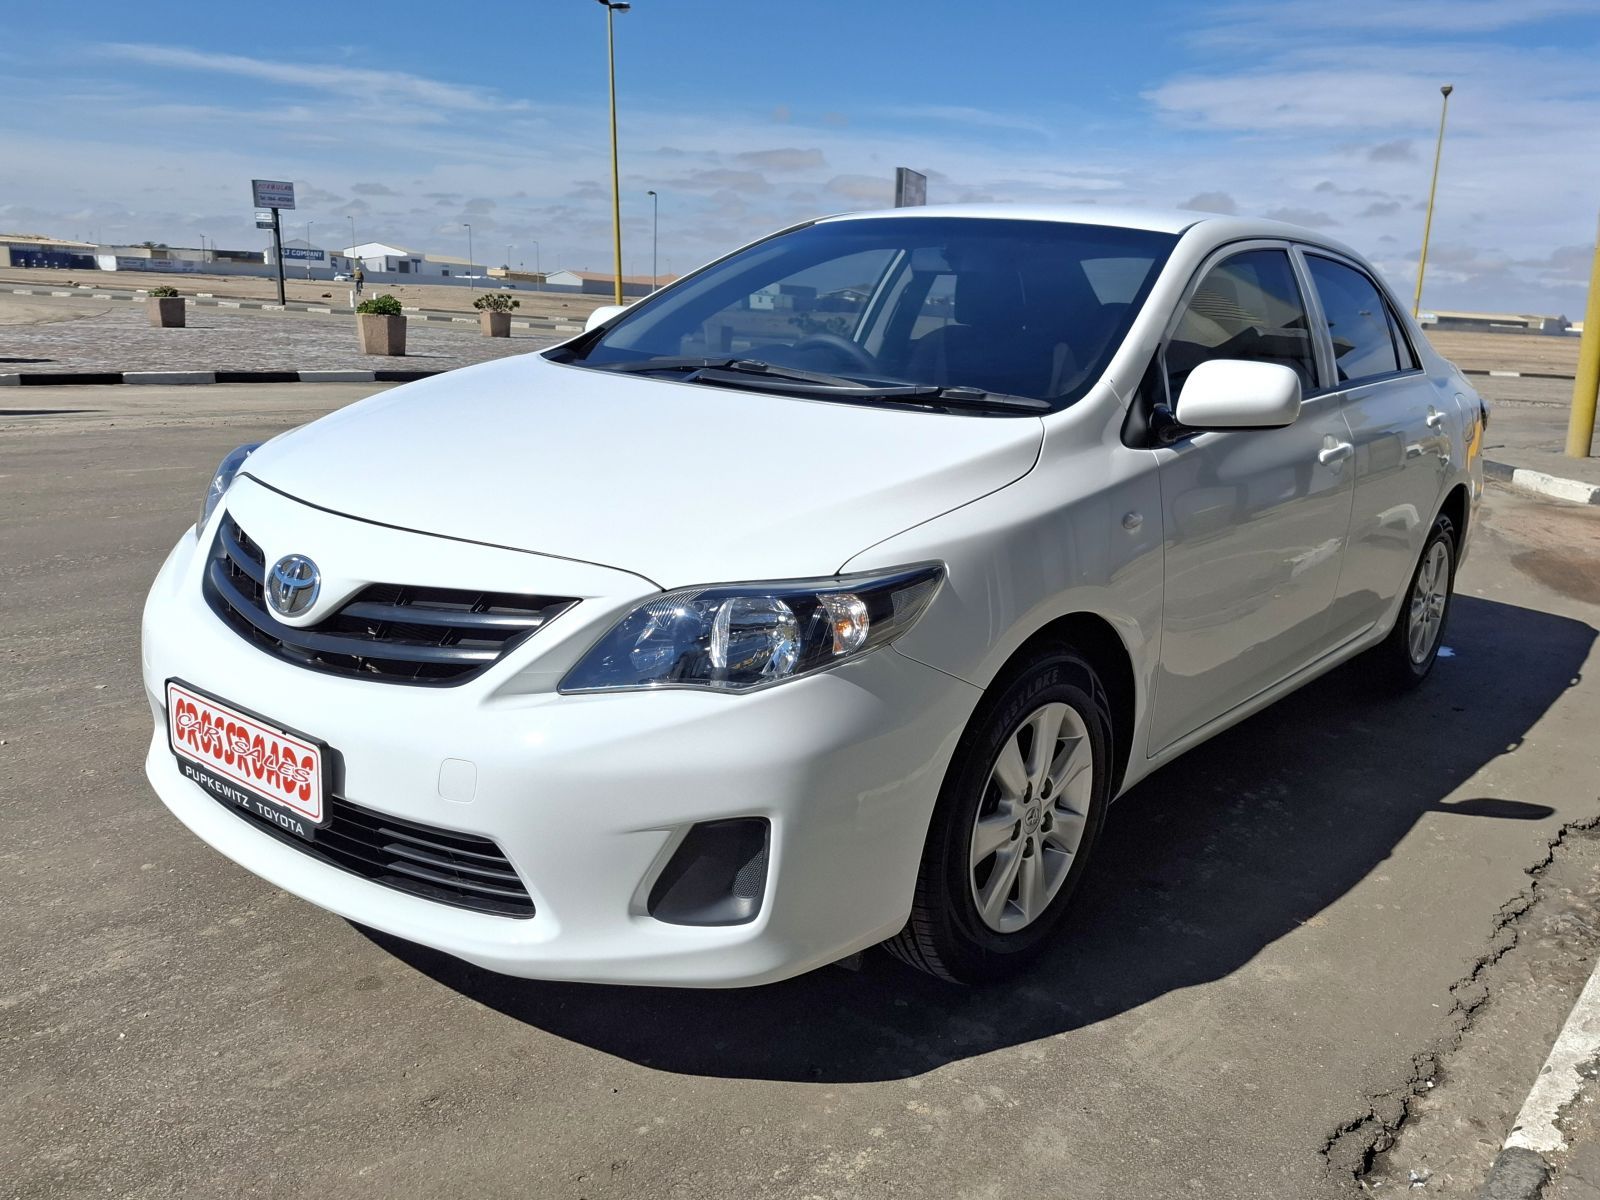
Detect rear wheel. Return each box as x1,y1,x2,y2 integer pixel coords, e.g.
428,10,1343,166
1370,513,1457,692
885,645,1111,983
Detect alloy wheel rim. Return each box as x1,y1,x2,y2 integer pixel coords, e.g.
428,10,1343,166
969,701,1093,934
1408,541,1450,664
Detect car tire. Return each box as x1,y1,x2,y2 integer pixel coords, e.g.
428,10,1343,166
884,644,1112,984
1371,512,1457,692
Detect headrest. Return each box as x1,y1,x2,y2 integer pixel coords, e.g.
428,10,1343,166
954,269,1027,332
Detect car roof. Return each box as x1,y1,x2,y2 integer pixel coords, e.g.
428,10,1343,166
815,203,1367,260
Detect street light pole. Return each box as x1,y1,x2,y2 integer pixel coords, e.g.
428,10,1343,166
597,0,631,305
347,215,356,265
530,239,541,290
647,189,658,292
306,220,314,279
1413,84,1454,319
463,222,473,293
1565,211,1599,459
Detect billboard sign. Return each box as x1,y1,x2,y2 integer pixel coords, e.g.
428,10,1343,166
281,247,325,261
894,167,927,208
251,179,296,210
255,209,275,229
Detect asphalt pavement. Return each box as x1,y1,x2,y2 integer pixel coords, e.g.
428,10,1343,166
3,384,1600,1199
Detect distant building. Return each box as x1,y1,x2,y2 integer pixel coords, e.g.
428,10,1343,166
749,282,817,311
488,268,546,287
264,239,353,273
341,242,485,279
91,243,265,273
1420,310,1570,336
544,269,677,298
0,233,98,269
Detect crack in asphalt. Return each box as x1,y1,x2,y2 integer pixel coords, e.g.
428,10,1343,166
1320,814,1600,1187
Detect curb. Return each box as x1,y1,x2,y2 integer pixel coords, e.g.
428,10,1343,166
0,368,444,387
1484,459,1600,505
1463,368,1577,382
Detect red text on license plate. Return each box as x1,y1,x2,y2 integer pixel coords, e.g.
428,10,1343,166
166,682,325,824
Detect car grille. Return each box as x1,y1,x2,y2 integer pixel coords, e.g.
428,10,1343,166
212,787,536,918
204,515,577,685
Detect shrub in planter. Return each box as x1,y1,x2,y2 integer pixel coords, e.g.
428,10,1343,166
355,294,406,356
146,285,185,328
474,292,519,337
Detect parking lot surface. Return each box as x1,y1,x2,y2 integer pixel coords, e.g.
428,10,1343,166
4,384,1600,1198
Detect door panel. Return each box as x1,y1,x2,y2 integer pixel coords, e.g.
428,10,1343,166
1300,253,1450,639
1149,245,1356,752
1329,374,1451,637
1152,398,1356,750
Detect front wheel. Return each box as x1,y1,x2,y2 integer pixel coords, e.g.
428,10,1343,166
884,646,1112,983
1370,513,1457,692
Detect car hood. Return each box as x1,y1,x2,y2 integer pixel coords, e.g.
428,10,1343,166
243,353,1043,587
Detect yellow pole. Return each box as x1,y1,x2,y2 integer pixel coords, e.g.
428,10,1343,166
1413,84,1454,319
606,4,624,306
1565,214,1600,459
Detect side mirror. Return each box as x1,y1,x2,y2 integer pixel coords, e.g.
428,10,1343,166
1174,359,1302,430
584,303,629,332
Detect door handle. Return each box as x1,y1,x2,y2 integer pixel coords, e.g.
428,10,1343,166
1425,410,1445,429
1318,440,1354,466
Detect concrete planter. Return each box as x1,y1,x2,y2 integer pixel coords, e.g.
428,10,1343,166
357,313,407,356
479,311,512,338
147,296,186,328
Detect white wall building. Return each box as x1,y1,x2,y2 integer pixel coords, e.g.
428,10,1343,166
341,242,485,279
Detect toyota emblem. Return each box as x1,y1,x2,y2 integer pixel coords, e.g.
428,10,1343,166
266,554,321,618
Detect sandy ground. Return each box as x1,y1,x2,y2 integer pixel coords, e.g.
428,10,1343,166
1426,329,1583,375
0,266,614,322
0,292,557,374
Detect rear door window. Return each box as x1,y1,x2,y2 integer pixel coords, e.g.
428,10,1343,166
1305,255,1403,385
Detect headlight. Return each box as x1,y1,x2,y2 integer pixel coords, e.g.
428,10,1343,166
196,443,260,538
560,564,945,693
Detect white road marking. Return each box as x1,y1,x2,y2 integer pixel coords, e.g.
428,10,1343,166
1504,956,1600,1153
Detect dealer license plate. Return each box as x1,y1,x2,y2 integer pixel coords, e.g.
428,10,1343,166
166,679,328,841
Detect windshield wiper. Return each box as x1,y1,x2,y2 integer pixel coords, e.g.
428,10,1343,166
689,367,1052,413
590,356,863,386
590,356,1050,413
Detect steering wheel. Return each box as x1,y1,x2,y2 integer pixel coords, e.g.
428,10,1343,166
790,332,880,375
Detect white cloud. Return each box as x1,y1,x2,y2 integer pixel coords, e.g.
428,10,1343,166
733,148,828,172
96,43,524,114
1180,191,1238,215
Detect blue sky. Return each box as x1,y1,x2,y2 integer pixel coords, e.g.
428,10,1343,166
2,0,1597,312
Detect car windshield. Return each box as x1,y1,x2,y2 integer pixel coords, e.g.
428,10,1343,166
559,217,1177,412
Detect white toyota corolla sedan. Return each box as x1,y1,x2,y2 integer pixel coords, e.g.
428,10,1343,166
142,205,1485,987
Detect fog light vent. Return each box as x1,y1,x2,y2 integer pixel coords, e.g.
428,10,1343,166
647,818,770,927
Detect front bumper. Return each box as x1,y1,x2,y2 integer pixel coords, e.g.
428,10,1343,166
141,501,979,987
